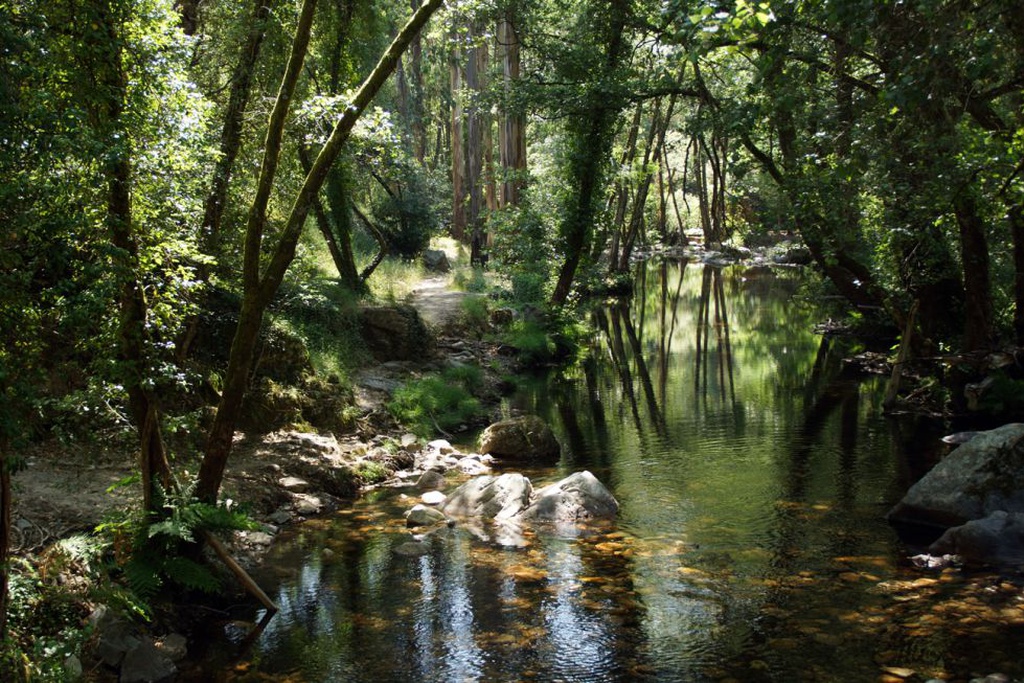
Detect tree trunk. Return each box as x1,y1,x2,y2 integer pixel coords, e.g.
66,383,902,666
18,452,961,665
89,0,173,512
201,0,274,259
298,146,361,291
465,24,487,263
953,190,994,351
450,37,466,241
497,13,526,207
198,0,444,502
0,441,11,640
550,0,629,306
408,0,426,163
1012,205,1024,345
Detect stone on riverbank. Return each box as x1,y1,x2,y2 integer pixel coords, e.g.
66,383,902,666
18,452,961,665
478,416,560,461
929,511,1024,567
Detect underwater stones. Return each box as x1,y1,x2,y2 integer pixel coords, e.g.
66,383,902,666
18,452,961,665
888,423,1024,530
478,415,560,461
521,471,619,523
394,541,430,557
441,473,533,520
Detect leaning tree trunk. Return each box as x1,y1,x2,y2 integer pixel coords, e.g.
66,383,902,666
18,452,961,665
197,0,444,503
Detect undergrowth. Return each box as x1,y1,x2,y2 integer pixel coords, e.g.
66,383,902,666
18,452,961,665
387,365,485,437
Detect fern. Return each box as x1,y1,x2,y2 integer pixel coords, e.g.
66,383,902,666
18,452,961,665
162,557,221,594
104,475,258,600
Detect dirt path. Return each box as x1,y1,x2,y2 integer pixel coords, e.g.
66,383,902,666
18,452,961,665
408,276,474,328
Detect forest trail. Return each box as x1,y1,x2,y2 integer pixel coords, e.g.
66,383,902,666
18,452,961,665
408,276,474,329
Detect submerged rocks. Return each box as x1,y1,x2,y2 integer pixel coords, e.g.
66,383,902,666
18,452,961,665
478,415,560,461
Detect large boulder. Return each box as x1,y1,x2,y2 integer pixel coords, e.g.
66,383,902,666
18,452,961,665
359,304,433,362
888,423,1024,530
441,473,533,520
422,249,451,273
478,416,560,461
521,471,619,523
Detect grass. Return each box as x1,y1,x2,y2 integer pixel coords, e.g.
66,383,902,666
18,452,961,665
387,365,485,437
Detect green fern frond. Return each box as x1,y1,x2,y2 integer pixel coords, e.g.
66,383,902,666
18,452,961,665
161,557,221,594
123,557,163,599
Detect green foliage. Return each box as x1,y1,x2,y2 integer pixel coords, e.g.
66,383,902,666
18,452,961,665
100,477,258,600
506,320,559,366
387,366,485,437
355,460,390,485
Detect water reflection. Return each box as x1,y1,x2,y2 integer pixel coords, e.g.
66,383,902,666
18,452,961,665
197,262,1024,682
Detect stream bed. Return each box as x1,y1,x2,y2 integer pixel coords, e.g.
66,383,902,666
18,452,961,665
191,262,1024,682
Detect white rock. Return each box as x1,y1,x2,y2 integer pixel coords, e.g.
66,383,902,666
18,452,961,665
421,490,447,506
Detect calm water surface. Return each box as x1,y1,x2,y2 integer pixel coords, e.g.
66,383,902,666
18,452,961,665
196,262,1024,682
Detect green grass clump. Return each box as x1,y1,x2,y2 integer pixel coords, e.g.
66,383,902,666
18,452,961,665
387,366,484,437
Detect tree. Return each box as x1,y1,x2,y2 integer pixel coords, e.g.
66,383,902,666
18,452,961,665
196,0,444,503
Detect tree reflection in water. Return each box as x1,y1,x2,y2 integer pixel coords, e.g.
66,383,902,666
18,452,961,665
193,262,1024,683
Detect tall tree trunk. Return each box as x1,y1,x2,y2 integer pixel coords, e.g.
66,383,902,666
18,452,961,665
1012,205,1024,345
408,0,426,163
0,440,11,641
465,24,487,263
89,0,172,512
201,0,274,259
608,105,643,270
497,13,526,207
953,189,994,351
450,37,466,241
198,0,444,503
551,0,630,306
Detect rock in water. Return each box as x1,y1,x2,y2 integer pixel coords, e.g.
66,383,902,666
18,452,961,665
441,473,533,520
521,471,619,523
930,511,1024,567
888,423,1024,529
478,416,560,461
405,504,447,527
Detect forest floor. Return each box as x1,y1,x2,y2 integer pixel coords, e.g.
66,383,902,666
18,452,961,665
9,274,489,564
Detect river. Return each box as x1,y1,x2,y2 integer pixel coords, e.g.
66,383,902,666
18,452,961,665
192,261,1024,682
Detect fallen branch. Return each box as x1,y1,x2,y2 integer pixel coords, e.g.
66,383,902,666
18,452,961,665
201,530,278,615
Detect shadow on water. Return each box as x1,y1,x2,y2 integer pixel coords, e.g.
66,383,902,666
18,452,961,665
189,261,1024,682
